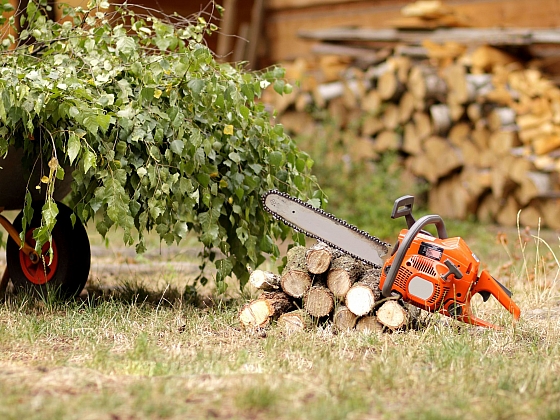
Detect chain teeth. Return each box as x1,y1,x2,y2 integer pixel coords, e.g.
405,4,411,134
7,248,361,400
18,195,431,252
262,190,390,269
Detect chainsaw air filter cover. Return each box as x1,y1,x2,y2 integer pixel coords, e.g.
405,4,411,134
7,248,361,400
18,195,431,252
380,230,481,313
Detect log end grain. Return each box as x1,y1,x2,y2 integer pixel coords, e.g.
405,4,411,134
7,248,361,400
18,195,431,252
356,316,384,334
346,283,376,316
333,305,358,331
376,300,409,330
304,285,335,318
281,270,312,298
278,309,313,334
239,300,271,329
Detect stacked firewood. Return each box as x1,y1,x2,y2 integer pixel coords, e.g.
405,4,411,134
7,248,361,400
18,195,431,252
239,243,421,333
263,32,560,229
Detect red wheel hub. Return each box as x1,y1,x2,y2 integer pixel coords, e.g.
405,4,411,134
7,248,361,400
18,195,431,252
18,229,59,285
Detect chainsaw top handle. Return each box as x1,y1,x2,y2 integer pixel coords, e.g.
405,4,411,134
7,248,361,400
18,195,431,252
382,212,448,298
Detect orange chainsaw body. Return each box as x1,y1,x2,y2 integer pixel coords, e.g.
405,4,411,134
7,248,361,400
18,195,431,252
380,229,521,329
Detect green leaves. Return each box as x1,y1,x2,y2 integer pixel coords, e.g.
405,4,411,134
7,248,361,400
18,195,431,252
2,0,323,292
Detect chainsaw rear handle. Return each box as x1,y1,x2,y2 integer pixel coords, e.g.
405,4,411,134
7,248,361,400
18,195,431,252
382,214,448,297
456,270,521,329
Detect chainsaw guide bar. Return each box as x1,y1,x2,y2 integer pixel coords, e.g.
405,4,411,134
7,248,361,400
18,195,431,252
262,190,390,268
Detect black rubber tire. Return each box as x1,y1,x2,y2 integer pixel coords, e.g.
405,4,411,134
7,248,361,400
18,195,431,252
6,201,91,299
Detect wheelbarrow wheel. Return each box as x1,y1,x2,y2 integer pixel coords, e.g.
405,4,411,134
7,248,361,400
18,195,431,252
6,201,91,299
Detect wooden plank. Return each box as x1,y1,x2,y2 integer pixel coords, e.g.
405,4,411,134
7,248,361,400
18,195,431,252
246,0,265,69
267,0,365,10
216,0,237,61
265,0,560,63
298,27,560,47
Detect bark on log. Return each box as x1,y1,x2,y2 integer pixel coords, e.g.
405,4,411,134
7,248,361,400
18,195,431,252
305,242,334,274
249,270,281,291
326,255,366,299
355,316,384,333
278,309,313,334
239,291,294,329
281,245,313,298
333,305,358,331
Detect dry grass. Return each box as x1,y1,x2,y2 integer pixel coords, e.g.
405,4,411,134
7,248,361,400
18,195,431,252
0,223,559,419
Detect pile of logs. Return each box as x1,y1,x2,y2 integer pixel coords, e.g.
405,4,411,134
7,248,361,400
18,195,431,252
239,243,421,333
262,4,560,230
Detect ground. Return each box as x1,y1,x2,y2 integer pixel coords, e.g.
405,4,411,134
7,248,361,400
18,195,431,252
0,221,558,420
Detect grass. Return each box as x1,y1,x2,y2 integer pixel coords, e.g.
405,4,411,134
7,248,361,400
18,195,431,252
0,221,559,420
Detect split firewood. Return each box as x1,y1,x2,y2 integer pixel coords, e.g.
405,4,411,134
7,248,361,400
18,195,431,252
356,316,384,333
304,284,335,318
402,122,422,155
249,269,281,291
376,300,410,330
281,245,313,298
305,242,335,274
429,104,452,136
239,291,294,329
345,270,381,317
332,305,358,331
278,309,313,334
399,91,416,123
378,70,404,101
326,255,366,299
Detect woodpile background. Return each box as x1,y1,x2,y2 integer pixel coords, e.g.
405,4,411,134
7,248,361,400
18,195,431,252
239,243,421,333
262,1,560,230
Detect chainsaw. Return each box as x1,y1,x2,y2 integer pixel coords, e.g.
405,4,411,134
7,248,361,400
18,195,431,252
263,190,521,329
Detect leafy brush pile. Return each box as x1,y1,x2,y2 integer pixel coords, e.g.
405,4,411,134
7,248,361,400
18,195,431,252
0,0,322,289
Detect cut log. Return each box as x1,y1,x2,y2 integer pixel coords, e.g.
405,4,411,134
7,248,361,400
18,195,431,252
326,255,365,299
488,107,517,131
399,91,416,123
533,135,560,155
471,123,490,150
249,270,281,291
489,130,519,156
306,242,334,274
362,115,384,137
477,193,500,223
448,122,471,147
345,271,381,317
376,300,409,330
281,245,313,298
378,70,404,101
539,198,560,230
408,65,446,103
443,63,470,104
362,90,382,114
402,122,422,155
516,171,552,206
239,291,294,329
467,102,482,122
429,104,452,136
518,206,543,228
495,196,521,227
413,111,432,140
355,316,384,333
278,309,313,334
374,130,401,153
470,45,519,72
382,103,401,130
423,136,463,180
332,305,358,331
491,155,517,199
304,285,335,318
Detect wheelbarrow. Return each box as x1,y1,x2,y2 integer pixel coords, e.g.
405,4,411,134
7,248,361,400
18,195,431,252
0,146,91,298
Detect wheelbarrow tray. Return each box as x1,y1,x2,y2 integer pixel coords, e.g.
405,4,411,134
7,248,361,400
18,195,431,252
0,146,73,210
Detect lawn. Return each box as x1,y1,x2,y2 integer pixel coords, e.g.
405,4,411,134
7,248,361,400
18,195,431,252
0,220,558,420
